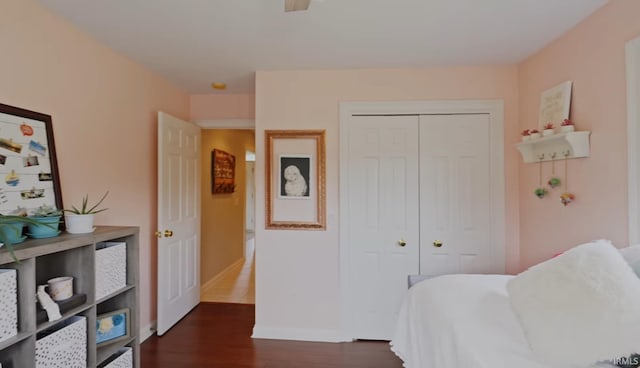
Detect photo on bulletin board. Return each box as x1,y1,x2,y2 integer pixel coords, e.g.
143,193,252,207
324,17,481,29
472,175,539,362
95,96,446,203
0,103,63,216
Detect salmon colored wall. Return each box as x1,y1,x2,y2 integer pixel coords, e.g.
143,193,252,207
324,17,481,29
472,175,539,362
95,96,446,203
518,1,640,269
0,0,190,331
254,67,520,336
190,94,255,121
201,130,255,286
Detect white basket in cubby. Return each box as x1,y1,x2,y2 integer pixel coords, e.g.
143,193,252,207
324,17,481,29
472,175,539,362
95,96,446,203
95,242,127,301
36,315,87,368
100,347,133,368
0,269,17,343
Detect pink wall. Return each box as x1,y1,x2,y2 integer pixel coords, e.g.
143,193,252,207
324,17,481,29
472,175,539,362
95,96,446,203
254,67,520,336
190,94,255,121
0,0,190,330
518,1,640,268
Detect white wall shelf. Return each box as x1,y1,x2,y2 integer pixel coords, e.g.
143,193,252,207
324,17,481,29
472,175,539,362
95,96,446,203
516,131,591,163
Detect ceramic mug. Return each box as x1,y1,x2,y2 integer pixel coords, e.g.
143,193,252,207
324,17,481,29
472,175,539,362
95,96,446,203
47,276,73,301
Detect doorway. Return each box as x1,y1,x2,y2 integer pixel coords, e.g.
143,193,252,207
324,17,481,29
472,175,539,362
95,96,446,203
199,129,256,304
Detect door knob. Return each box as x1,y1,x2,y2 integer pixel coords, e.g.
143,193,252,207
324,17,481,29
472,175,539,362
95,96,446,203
433,240,443,248
398,239,407,247
164,230,174,238
155,231,162,238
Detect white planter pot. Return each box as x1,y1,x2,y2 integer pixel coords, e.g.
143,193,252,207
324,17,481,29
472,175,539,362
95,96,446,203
521,135,531,142
64,214,95,234
529,132,541,139
560,125,575,133
542,128,555,136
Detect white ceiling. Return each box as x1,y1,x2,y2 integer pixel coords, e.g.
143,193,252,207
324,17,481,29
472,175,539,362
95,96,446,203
38,0,608,94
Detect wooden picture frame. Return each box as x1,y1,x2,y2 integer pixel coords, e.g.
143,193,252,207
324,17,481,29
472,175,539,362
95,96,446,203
96,308,130,346
0,103,63,216
211,149,236,194
538,81,572,129
265,130,326,230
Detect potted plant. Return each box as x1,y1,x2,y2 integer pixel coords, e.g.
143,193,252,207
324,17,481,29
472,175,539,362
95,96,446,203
542,123,555,136
0,215,54,261
27,204,62,239
530,129,541,139
521,129,531,142
561,119,575,133
64,192,109,234
534,187,548,199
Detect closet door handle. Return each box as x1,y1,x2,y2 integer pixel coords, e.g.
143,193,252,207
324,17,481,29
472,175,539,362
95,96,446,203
397,239,407,247
433,240,443,248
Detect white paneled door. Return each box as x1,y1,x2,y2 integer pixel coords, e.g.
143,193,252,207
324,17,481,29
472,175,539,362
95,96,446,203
157,112,201,336
419,114,493,275
346,115,420,340
344,113,497,340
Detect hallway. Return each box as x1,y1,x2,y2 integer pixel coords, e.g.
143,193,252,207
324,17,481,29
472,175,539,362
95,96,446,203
200,233,255,304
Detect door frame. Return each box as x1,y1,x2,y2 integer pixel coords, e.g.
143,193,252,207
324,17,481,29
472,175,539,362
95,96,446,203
338,100,506,340
627,35,640,244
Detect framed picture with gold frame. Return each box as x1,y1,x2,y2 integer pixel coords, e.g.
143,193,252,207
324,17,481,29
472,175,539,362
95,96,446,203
265,130,326,230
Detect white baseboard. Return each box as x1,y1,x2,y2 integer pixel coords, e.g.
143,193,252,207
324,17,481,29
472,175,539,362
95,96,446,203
200,258,244,293
140,321,157,343
251,325,347,343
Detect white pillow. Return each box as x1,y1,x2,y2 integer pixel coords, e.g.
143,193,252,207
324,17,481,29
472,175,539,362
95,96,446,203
507,240,640,366
620,244,640,277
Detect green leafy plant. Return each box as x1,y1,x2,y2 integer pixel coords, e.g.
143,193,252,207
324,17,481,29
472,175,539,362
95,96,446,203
64,192,109,215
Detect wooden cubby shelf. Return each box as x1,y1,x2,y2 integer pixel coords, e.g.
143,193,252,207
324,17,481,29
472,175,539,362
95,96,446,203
0,226,139,368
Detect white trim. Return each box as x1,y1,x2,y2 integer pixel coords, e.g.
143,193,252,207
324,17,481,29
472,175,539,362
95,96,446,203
140,321,157,343
252,325,345,342
200,257,245,294
338,100,506,341
195,118,255,129
627,35,640,245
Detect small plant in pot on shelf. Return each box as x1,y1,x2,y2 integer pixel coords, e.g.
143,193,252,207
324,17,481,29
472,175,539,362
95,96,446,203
0,214,54,261
561,119,575,133
542,123,555,136
529,129,541,139
64,192,108,234
521,129,531,142
27,204,62,239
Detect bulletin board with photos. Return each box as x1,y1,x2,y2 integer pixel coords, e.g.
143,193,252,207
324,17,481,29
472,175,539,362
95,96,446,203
0,103,63,216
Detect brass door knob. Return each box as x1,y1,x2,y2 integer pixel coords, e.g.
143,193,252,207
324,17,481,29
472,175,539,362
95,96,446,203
164,230,174,238
433,240,443,248
398,239,407,247
155,231,162,238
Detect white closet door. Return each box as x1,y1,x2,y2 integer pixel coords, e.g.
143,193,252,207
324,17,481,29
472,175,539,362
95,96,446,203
419,114,495,275
346,115,420,340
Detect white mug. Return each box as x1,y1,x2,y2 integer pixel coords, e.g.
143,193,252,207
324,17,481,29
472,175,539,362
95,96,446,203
47,276,73,301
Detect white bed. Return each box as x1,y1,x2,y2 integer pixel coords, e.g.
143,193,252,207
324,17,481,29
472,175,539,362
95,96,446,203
390,274,615,368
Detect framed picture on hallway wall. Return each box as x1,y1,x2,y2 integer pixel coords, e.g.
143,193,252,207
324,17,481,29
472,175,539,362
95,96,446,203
265,130,326,230
212,149,236,194
0,103,63,216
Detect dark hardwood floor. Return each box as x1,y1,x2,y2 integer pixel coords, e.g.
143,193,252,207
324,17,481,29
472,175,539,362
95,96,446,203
141,303,404,368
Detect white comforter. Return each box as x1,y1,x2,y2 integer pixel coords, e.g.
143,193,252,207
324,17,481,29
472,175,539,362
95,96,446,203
390,274,614,368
